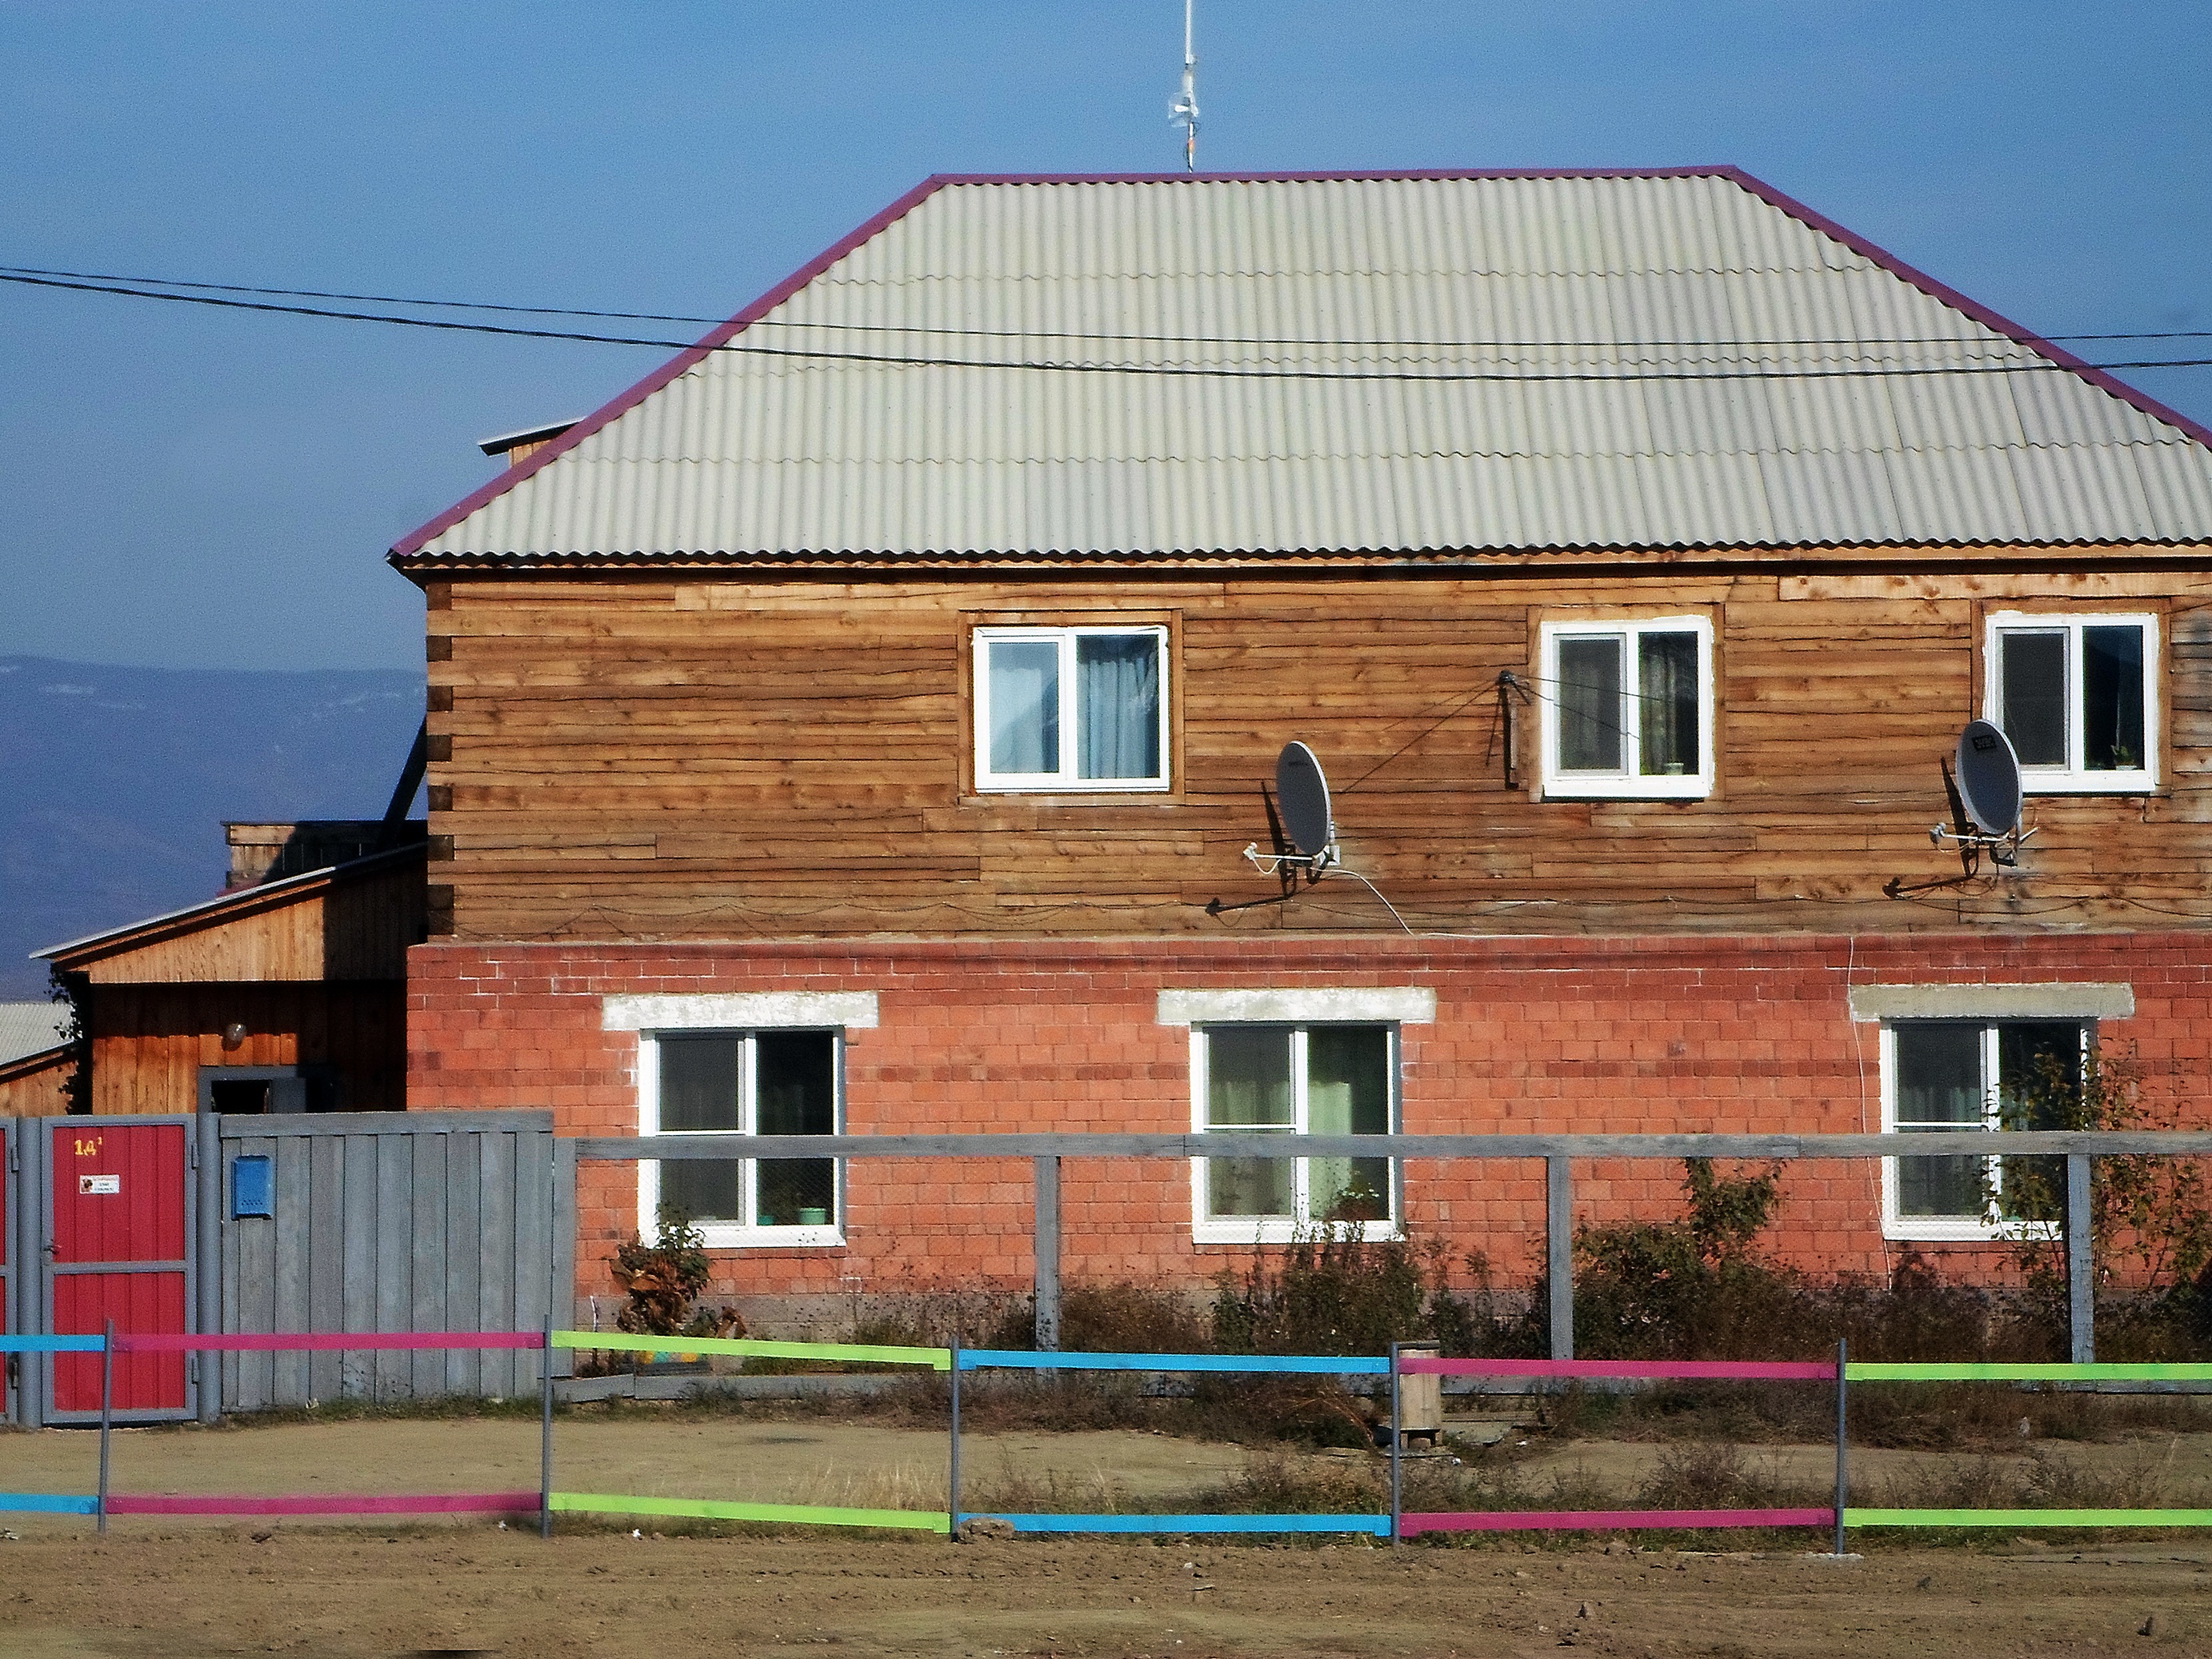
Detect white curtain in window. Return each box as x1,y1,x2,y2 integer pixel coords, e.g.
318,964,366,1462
1077,634,1160,781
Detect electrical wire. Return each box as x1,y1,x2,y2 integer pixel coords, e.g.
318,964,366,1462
2,260,2206,351
2,268,2209,381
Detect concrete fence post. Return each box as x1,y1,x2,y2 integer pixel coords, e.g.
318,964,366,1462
1546,1156,1574,1361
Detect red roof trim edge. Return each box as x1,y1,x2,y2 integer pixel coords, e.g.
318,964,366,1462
387,174,956,559
1721,166,2212,454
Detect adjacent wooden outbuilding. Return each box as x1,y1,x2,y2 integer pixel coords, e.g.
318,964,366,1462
38,842,426,1117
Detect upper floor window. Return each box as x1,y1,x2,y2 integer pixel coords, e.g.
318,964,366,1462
975,626,1168,791
1882,1018,2085,1241
1538,616,1714,799
1191,1023,1397,1245
1986,613,2157,792
640,1029,842,1247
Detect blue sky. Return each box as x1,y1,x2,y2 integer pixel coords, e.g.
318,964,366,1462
4,2,2208,671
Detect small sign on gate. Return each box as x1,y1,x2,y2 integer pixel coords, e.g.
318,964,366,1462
79,1173,120,1196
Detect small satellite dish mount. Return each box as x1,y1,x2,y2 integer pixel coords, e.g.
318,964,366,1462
1931,719,2033,869
1888,720,2035,897
1243,740,1338,882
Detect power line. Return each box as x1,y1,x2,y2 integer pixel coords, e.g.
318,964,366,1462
2,260,2206,350
2,267,2209,381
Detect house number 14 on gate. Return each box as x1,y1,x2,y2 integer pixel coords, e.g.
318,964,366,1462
78,1174,120,1196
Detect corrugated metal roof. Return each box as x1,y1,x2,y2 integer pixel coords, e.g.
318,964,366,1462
398,169,2212,563
0,1002,70,1065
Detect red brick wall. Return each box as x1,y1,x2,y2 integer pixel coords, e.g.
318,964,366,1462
405,933,2212,1318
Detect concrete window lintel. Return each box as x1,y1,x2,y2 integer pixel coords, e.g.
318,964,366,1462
602,990,880,1032
1156,986,1437,1026
1847,982,2134,1025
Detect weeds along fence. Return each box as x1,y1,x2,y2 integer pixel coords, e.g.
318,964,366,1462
577,1129,2212,1366
10,1330,2212,1542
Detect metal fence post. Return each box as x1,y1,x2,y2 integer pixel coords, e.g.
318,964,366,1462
1546,1157,1574,1361
948,1337,962,1539
1388,1341,1402,1545
195,1110,222,1425
2066,1153,2094,1365
538,1315,554,1540
97,1317,114,1534
1832,1337,1848,1557
1033,1156,1062,1353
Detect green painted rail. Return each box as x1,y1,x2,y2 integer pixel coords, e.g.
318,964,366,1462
549,1493,950,1530
550,1331,950,1369
1850,1509,2212,1529
1848,1363,2212,1383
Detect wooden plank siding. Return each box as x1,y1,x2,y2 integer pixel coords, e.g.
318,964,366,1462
423,562,2212,942
69,860,425,986
88,985,406,1116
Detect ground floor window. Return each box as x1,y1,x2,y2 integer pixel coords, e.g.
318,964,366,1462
639,1029,842,1246
1192,1024,1397,1243
1882,1019,2086,1241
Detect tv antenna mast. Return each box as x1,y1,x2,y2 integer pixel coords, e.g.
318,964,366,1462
1170,0,1200,172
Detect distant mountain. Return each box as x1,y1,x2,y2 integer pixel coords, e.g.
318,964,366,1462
0,656,424,997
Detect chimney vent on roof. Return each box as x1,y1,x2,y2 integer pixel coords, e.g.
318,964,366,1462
477,419,581,468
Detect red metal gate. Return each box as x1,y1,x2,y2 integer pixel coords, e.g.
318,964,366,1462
42,1117,195,1421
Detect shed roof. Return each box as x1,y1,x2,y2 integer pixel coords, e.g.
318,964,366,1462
393,167,2212,568
35,842,426,984
0,1002,70,1066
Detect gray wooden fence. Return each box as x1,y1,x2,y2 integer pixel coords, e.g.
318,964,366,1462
211,1111,574,1414
582,1129,2212,1369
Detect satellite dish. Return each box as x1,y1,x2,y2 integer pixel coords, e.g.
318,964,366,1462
1276,742,1335,865
1955,720,2024,837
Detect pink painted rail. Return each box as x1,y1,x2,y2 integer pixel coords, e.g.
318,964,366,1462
1402,1507,1834,1536
1398,1358,1836,1381
112,1332,546,1353
107,1493,540,1517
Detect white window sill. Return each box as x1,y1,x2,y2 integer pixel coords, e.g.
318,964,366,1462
1194,1218,1402,1246
1542,775,1710,802
693,1225,847,1250
2019,772,2156,795
1882,1217,2061,1245
974,778,1172,794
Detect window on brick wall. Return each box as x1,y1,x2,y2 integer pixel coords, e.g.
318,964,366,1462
1191,1024,1397,1244
639,1029,842,1247
974,625,1169,791
1881,1019,2086,1241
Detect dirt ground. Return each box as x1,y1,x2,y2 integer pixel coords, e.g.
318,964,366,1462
2,1529,2209,1657
6,1416,2212,1654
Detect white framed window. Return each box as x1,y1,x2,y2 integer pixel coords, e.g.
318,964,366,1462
1538,616,1714,799
1984,612,2157,792
639,1029,843,1248
1191,1024,1398,1245
1880,1019,2086,1241
974,625,1169,791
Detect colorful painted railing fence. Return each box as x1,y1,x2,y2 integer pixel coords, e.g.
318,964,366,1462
954,1346,1393,1535
15,1331,2212,1541
1,1336,110,1517
1390,1351,1847,1546
1834,1361,2212,1532
2,1329,557,1529
546,1329,954,1529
